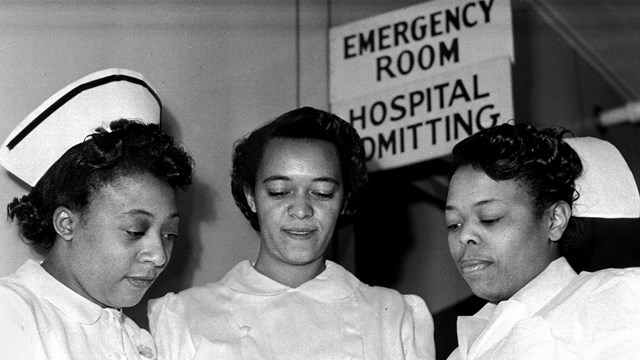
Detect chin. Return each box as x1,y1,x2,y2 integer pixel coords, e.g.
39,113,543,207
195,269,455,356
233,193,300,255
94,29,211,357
470,287,510,303
109,294,145,309
284,247,322,261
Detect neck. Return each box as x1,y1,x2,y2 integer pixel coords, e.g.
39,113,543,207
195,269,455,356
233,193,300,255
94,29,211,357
41,243,68,283
40,240,104,307
253,255,326,288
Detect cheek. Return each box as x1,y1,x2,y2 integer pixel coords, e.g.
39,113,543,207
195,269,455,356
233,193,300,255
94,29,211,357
75,234,114,262
447,236,459,256
320,203,343,222
507,221,542,251
492,233,534,272
104,245,139,267
256,205,279,225
254,194,283,213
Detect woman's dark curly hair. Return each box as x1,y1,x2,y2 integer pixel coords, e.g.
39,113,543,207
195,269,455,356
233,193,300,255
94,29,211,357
450,123,583,254
231,106,368,231
7,119,194,249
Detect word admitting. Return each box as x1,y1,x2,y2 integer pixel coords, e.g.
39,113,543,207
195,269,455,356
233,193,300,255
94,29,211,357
360,104,501,162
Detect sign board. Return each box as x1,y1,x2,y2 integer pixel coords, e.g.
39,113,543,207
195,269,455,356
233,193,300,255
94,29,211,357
331,56,513,171
329,0,514,171
329,0,513,103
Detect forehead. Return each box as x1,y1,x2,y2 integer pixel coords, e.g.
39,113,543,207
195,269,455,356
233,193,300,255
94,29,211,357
258,138,341,176
87,172,177,212
447,165,532,209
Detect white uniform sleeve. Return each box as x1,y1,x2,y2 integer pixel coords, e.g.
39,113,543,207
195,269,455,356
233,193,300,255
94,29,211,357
494,268,640,360
401,294,436,360
0,288,35,360
148,293,196,360
575,268,640,360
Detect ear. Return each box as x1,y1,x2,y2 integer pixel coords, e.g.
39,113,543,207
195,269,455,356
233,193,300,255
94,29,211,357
243,185,256,213
548,201,571,242
52,206,76,241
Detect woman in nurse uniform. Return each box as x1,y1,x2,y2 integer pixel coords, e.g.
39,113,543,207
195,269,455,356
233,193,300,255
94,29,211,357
0,69,194,360
445,123,640,360
150,106,435,360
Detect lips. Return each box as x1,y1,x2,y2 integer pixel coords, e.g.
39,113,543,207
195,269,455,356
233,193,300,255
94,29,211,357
126,275,157,288
458,259,492,274
282,227,317,238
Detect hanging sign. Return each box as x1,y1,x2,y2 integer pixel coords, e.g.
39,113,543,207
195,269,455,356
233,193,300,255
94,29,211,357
329,0,514,171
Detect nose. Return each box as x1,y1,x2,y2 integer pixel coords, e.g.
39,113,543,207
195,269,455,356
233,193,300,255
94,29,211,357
457,225,480,247
288,193,313,219
138,233,170,267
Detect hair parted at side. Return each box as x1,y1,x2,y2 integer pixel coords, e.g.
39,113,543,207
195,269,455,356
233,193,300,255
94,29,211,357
231,106,368,231
7,119,194,249
449,123,584,252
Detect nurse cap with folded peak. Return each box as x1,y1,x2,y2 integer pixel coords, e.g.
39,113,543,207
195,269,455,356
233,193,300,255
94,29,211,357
566,136,640,219
0,68,161,187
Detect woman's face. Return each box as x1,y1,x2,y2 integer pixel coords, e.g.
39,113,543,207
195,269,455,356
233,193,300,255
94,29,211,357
245,138,345,274
63,172,178,308
445,165,559,303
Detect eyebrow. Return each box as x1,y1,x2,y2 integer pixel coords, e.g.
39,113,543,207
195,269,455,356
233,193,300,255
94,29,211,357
123,209,180,218
474,199,501,207
262,175,340,186
445,198,501,211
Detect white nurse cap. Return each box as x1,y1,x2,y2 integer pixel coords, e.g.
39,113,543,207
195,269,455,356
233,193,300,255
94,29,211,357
566,137,640,218
0,68,161,187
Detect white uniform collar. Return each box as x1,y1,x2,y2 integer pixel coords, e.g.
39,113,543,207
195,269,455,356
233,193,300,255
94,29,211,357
455,257,578,359
510,257,578,314
14,259,107,325
219,260,359,302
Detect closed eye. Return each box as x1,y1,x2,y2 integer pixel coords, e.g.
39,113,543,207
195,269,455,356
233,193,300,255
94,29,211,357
126,231,145,239
481,217,501,225
267,191,289,198
313,192,334,199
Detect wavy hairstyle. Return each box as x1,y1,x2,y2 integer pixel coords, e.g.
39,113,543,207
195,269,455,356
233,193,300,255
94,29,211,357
231,106,368,231
450,123,583,253
7,119,194,248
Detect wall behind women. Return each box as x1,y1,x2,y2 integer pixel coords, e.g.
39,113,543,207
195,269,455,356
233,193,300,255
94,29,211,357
0,1,310,280
0,0,450,322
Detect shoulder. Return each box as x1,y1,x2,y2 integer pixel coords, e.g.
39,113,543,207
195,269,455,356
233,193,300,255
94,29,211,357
147,284,226,346
0,267,40,318
0,273,27,299
0,283,37,360
529,267,640,358
577,267,640,307
0,282,32,319
351,280,430,317
148,263,247,317
149,283,227,318
350,280,435,358
541,266,640,321
568,267,640,301
0,271,39,342
579,266,640,284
